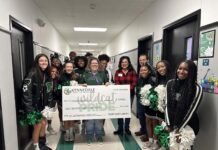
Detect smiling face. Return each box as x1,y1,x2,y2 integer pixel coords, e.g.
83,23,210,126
156,62,167,76
140,66,150,78
90,59,99,72
139,55,148,66
38,56,48,71
52,58,61,68
177,62,189,80
65,62,74,74
100,60,108,70
50,67,58,79
78,59,85,68
121,58,129,70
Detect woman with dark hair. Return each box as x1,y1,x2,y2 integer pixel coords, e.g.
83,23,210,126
155,60,172,121
113,56,137,135
74,56,88,76
136,65,156,148
50,53,63,73
57,60,79,142
79,57,109,144
164,60,203,148
22,54,52,150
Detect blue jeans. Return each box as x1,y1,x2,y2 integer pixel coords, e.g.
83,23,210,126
137,97,147,134
86,119,103,139
117,94,134,130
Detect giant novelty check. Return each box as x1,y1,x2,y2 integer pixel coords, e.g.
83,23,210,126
62,85,131,120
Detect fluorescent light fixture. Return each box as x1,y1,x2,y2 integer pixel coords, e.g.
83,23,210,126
74,27,107,32
78,43,98,46
80,49,95,52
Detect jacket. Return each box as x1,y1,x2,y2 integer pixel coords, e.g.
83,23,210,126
22,69,53,113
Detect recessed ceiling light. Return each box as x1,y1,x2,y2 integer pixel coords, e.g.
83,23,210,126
78,43,98,46
74,27,107,32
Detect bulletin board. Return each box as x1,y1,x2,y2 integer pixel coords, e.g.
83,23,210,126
198,24,218,94
33,42,66,63
152,40,162,67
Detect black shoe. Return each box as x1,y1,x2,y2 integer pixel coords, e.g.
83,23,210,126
135,131,145,136
39,136,46,148
113,130,123,135
40,145,52,150
125,129,132,135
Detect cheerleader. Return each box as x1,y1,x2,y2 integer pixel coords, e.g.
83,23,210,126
164,60,203,149
155,60,172,121
57,60,79,142
137,64,157,149
21,54,52,150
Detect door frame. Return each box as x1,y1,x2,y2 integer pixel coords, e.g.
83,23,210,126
10,15,34,73
0,91,5,150
137,33,153,70
9,16,34,150
162,9,201,61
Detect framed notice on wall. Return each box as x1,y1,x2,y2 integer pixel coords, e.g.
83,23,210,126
199,30,216,58
152,40,162,67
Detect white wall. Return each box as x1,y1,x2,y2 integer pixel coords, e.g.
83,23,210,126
0,0,70,149
0,0,70,55
105,0,218,56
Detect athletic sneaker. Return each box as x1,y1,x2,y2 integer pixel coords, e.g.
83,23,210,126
97,137,103,144
32,145,40,150
64,133,70,142
47,126,57,135
87,137,92,146
69,132,75,141
151,143,160,150
143,141,153,149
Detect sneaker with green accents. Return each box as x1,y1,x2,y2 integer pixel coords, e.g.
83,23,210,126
97,137,103,144
87,137,92,145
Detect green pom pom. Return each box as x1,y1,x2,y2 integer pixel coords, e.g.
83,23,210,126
154,125,169,148
19,110,43,126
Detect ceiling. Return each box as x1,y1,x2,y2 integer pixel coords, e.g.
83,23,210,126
33,0,156,55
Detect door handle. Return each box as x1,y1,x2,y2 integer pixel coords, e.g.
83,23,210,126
18,39,24,80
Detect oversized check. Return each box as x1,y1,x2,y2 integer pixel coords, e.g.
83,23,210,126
62,85,131,120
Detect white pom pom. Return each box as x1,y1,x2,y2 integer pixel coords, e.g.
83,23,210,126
169,126,195,150
41,106,54,119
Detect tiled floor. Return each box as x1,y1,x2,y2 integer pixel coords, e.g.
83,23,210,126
46,110,145,150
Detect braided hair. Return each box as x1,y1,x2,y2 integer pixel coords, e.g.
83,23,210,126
167,60,197,127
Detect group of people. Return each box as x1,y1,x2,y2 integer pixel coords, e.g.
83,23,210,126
133,54,203,150
21,51,203,150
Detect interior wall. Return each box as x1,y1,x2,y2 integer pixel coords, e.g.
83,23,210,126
105,0,218,56
0,0,70,55
0,0,71,149
0,28,18,150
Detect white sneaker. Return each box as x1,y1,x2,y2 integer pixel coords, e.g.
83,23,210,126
143,141,153,149
151,143,160,150
47,126,57,135
64,133,70,142
69,132,75,141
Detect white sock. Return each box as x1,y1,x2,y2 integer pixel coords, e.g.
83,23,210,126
149,138,153,143
66,129,70,135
